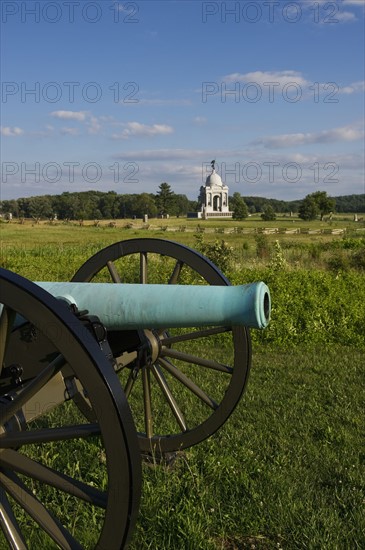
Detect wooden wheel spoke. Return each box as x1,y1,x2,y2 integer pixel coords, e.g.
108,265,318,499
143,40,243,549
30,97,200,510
1,268,141,547
162,326,231,346
0,489,28,550
151,364,187,432
161,346,233,374
107,260,122,283
158,357,218,410
124,368,138,398
0,305,16,372
0,354,66,427
142,368,153,438
0,470,83,549
140,252,147,283
70,239,251,453
0,449,107,508
0,423,100,449
168,260,184,284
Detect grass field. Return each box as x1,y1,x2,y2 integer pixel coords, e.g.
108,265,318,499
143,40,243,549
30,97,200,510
0,218,364,549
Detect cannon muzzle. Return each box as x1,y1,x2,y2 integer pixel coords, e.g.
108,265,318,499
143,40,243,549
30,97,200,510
35,281,270,329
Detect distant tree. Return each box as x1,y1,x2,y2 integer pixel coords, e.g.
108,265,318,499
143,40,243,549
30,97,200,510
230,192,248,220
133,193,157,218
54,192,78,219
310,191,335,220
299,191,335,221
172,194,190,217
189,199,199,212
156,182,174,215
261,205,276,221
28,196,53,219
298,196,318,220
335,194,365,213
0,199,20,217
197,186,205,210
100,191,120,219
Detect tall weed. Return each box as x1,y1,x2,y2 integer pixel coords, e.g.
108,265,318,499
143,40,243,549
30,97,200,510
230,268,365,348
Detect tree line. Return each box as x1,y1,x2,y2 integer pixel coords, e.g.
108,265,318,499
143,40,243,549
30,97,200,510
1,184,364,221
0,184,196,221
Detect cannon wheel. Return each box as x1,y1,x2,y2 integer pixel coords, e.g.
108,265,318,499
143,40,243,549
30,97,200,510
72,238,252,454
0,268,141,549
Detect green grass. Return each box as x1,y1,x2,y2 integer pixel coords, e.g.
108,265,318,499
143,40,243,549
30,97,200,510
0,223,364,548
1,217,365,276
2,347,361,549
131,347,364,550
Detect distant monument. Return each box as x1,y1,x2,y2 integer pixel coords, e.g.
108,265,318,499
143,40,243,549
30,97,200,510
199,161,232,219
187,161,233,219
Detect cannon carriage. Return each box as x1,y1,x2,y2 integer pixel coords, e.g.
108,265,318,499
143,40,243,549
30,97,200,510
0,239,270,548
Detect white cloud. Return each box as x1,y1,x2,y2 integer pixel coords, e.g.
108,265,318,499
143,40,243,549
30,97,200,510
49,110,103,135
119,97,191,107
342,0,364,5
255,123,364,148
136,98,191,106
60,127,79,136
87,116,102,135
336,10,357,21
340,80,365,94
50,110,87,121
113,148,225,161
112,122,174,139
222,71,364,100
300,0,363,9
1,126,24,136
30,125,55,138
223,70,310,88
193,116,207,125
2,146,362,201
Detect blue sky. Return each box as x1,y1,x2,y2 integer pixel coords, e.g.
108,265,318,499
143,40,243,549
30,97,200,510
1,0,364,201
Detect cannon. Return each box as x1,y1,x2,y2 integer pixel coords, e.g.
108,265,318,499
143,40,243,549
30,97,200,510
0,238,271,548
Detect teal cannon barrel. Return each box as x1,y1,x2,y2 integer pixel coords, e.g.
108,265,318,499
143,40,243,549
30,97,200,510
34,281,271,330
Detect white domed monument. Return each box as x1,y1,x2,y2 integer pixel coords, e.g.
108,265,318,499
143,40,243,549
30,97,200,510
200,160,232,219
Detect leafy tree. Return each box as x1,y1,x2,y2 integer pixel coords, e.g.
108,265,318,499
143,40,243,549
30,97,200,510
172,194,190,217
299,191,335,221
335,194,365,213
118,194,136,218
261,205,276,221
197,186,205,210
310,191,335,220
0,199,20,217
189,199,199,212
230,192,248,220
17,198,29,218
156,182,174,215
133,193,157,218
298,196,319,221
28,196,53,219
54,192,79,219
100,191,120,219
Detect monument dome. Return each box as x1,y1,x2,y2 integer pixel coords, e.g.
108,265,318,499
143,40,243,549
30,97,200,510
205,169,223,187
